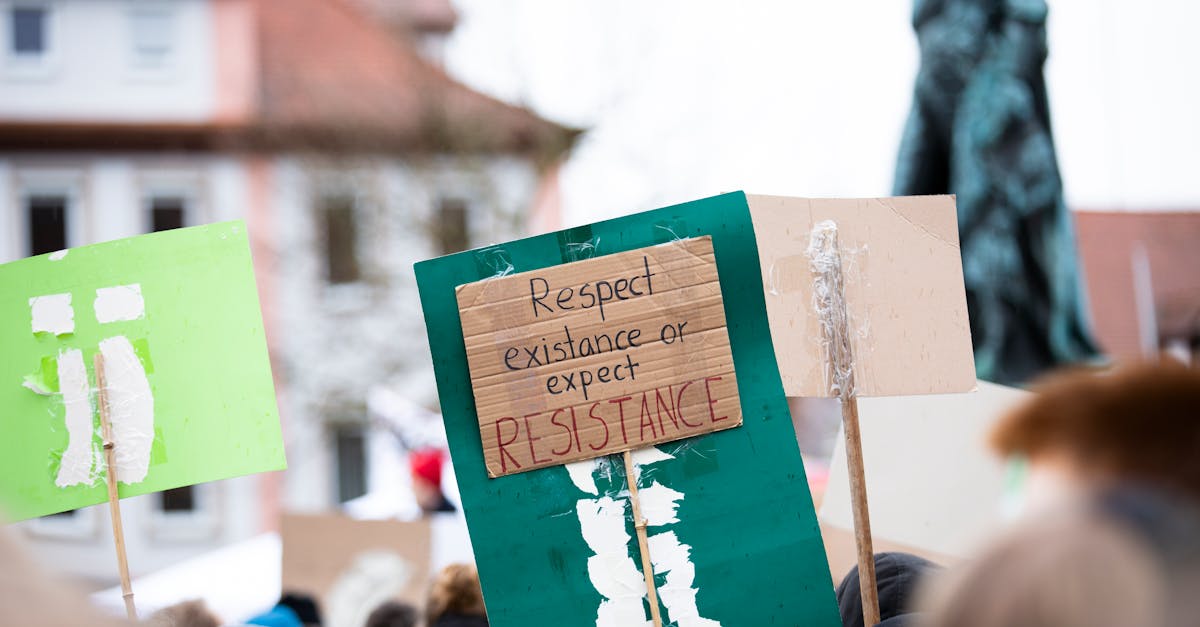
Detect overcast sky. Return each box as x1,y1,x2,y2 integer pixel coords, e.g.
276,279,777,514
443,0,1200,227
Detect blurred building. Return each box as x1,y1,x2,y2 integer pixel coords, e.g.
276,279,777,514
0,0,573,587
1075,211,1200,364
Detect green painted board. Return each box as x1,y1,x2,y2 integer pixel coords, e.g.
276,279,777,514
416,192,840,626
0,221,285,522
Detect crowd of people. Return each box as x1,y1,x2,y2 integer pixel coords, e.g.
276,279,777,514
837,359,1200,627
144,563,489,627
2,359,1197,627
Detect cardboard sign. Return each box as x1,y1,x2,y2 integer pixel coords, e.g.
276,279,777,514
821,380,1029,558
281,514,431,627
457,236,742,477
416,192,841,627
747,194,975,397
0,222,285,522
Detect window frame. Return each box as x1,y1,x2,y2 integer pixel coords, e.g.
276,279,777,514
16,168,84,257
125,3,178,78
318,191,364,286
138,168,205,234
146,481,220,543
22,505,99,541
4,1,58,80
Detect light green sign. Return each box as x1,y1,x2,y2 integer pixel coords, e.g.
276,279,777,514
0,221,285,522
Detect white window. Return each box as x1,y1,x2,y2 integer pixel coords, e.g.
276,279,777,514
146,193,187,232
320,193,361,284
138,168,205,233
26,192,68,255
10,5,46,57
22,506,99,541
17,170,83,255
147,482,219,542
128,5,175,70
5,2,56,76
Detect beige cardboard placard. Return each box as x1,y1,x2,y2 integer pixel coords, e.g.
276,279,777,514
457,236,743,477
747,194,976,397
820,380,1027,558
281,514,432,620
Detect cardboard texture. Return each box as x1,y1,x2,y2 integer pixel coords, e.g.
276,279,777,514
281,514,431,626
747,194,975,397
416,192,841,627
457,236,742,477
821,381,1030,558
0,222,285,522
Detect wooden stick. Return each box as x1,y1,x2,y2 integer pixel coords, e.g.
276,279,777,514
809,222,880,626
840,396,879,626
94,353,138,622
623,450,664,627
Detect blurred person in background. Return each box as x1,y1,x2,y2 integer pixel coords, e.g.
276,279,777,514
426,564,488,627
364,600,418,627
145,599,220,627
411,448,456,515
278,592,322,627
245,604,303,627
0,525,125,627
839,360,1200,627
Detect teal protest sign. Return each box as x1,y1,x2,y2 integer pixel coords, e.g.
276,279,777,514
416,192,840,626
0,222,285,522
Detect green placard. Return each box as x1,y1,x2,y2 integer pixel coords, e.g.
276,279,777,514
0,221,285,522
416,192,840,626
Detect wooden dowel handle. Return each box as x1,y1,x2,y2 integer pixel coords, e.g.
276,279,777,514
624,450,663,627
95,353,138,622
841,396,879,626
808,221,880,625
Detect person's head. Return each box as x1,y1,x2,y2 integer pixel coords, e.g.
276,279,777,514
146,599,221,627
410,448,447,512
427,563,487,625
919,509,1167,627
990,360,1200,504
277,592,321,626
365,601,418,627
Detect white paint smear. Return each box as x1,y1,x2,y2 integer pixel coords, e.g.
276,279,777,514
94,284,145,323
648,531,720,627
566,458,600,495
631,446,674,483
48,249,68,261
29,293,74,335
55,349,96,488
98,336,154,484
567,446,719,627
639,482,684,527
577,497,652,627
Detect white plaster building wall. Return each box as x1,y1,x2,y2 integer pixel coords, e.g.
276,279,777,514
0,0,216,121
272,153,540,512
0,152,267,585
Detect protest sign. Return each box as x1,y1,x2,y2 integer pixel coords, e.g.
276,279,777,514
747,194,974,624
416,192,841,627
0,222,285,522
282,514,431,627
821,381,1030,558
747,194,975,397
457,236,741,477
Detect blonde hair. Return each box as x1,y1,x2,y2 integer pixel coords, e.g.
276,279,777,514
146,599,220,627
426,563,487,624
